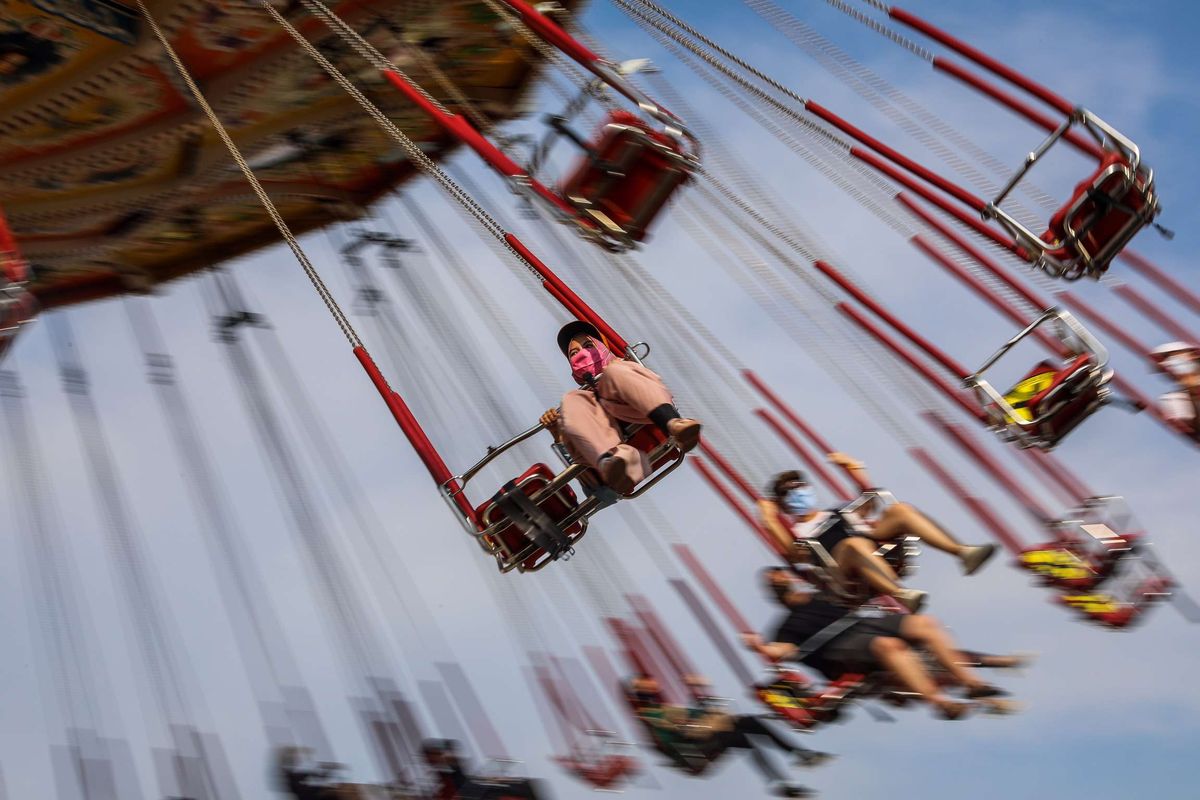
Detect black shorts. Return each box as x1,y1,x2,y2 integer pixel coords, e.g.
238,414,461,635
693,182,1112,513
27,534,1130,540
812,513,865,556
806,614,907,679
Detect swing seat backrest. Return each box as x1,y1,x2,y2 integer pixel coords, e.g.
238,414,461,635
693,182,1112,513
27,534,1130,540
622,423,680,471
1041,151,1156,274
1000,355,1108,446
1018,540,1106,590
755,672,824,730
559,111,692,243
476,462,585,572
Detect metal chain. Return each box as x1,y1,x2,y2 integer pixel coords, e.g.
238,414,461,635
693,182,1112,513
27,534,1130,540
631,6,1049,336
261,1,554,289
611,0,857,159
479,0,610,102
136,0,362,349
746,0,1055,226
615,0,813,112
819,0,935,62
300,0,448,112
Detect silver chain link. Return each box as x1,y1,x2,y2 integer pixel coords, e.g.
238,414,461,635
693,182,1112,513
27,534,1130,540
137,0,362,348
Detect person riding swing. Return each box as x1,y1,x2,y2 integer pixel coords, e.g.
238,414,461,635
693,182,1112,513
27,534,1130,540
759,456,996,612
540,320,702,494
744,568,1025,720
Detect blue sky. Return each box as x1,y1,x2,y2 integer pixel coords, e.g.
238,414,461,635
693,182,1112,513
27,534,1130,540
2,1,1199,799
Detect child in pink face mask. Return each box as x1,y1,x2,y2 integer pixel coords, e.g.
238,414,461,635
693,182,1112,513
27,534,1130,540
539,320,702,494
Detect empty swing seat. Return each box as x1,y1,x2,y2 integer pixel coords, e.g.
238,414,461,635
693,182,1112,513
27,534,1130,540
969,307,1112,450
998,355,1108,448
1039,151,1158,277
559,111,693,245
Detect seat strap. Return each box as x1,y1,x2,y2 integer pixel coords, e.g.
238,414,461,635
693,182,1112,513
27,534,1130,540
493,480,574,559
792,610,865,663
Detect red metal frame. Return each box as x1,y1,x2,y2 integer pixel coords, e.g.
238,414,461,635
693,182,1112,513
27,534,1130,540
885,5,1074,114
753,408,853,502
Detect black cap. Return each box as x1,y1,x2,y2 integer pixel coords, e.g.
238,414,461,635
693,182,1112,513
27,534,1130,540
557,319,603,355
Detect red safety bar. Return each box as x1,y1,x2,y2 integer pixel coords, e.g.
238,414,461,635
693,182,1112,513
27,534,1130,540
922,411,1054,524
886,5,1075,115
1121,251,1200,317
836,302,984,422
907,446,1027,554
901,193,1156,417
753,408,853,502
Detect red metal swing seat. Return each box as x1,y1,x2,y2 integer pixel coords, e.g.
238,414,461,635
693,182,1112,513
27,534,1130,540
755,668,860,730
1019,496,1174,629
967,308,1112,450
996,354,1110,448
982,109,1159,281
453,420,684,574
559,111,695,248
1039,151,1157,277
554,752,638,790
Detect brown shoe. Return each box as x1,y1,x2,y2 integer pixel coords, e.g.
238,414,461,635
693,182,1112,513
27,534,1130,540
666,418,702,453
598,453,635,494
934,698,971,720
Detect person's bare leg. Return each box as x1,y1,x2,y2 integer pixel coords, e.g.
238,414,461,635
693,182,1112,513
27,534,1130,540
833,538,903,596
869,637,967,718
899,616,987,689
870,504,966,556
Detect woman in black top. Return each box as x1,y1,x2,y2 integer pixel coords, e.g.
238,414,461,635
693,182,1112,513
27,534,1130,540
745,568,1021,719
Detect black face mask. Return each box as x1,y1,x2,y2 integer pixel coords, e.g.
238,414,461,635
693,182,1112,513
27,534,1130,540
634,691,660,705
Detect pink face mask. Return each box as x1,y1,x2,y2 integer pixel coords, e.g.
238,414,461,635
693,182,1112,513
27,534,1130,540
569,339,615,384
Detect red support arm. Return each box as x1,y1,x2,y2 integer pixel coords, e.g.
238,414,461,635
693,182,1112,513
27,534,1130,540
1114,285,1200,345
1121,251,1200,318
669,578,757,685
741,370,866,492
855,148,1026,257
815,259,972,379
836,302,985,422
910,234,1065,356
888,6,1075,115
606,617,682,704
753,408,853,501
931,58,1101,159
1021,449,1093,506
497,0,603,64
502,233,629,352
690,457,782,557
628,595,700,700
697,440,760,503
671,543,755,635
907,446,1027,554
804,101,987,212
898,193,1047,306
743,369,837,453
382,70,584,222
923,411,1054,524
354,347,479,524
